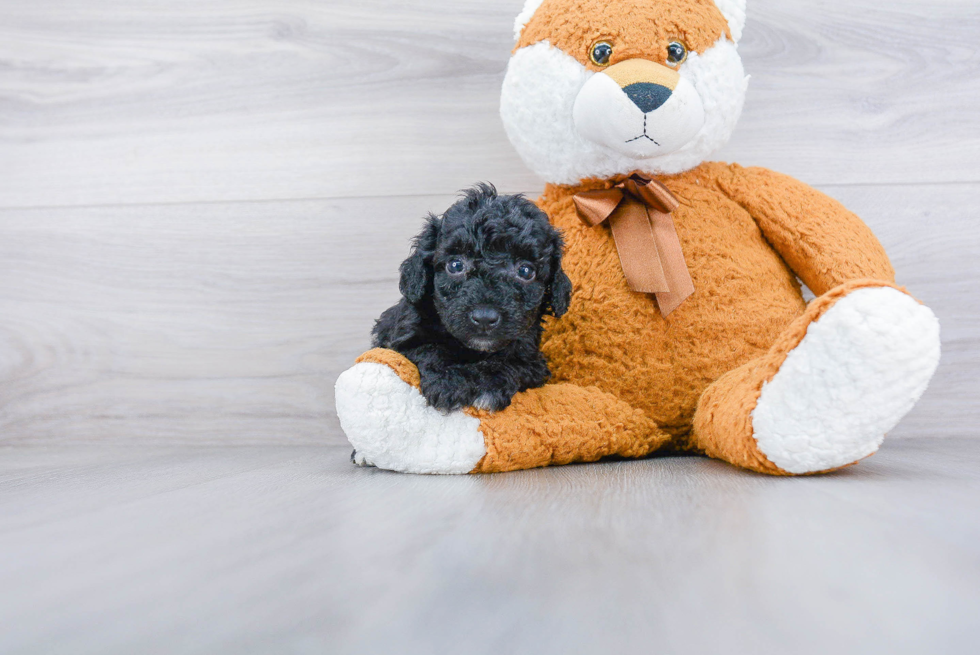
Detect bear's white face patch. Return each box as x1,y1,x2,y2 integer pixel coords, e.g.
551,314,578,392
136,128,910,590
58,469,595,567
500,37,748,183
573,68,706,160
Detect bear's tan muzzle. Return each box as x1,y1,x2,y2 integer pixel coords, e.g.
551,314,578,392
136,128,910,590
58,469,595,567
602,59,681,114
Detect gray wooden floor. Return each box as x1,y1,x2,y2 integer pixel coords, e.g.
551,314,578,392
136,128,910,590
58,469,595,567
1,438,979,654
1,0,979,651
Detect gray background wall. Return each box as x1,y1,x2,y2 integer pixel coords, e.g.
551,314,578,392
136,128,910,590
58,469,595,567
0,0,977,445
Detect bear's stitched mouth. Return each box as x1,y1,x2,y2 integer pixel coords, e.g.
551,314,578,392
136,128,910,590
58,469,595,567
625,115,661,146
626,134,660,145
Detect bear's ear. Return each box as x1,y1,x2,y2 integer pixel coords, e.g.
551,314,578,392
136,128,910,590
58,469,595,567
714,0,747,43
513,0,545,41
399,216,440,304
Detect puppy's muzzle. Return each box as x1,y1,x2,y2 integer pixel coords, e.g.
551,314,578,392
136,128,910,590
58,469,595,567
572,58,705,160
469,306,501,330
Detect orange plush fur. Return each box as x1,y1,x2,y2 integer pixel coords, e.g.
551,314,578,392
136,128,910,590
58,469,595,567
517,0,732,66
471,164,895,474
340,0,934,477
362,160,898,475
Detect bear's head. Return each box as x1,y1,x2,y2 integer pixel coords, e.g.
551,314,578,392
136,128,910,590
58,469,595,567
500,0,749,184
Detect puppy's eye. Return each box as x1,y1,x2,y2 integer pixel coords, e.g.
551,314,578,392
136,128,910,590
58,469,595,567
590,41,613,67
516,263,536,281
666,41,688,67
446,259,466,275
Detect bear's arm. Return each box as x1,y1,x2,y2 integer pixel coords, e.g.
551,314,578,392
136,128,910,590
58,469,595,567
714,164,895,296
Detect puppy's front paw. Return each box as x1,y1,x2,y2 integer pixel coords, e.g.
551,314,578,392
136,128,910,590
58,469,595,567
420,372,516,413
426,392,469,414
471,390,513,413
424,385,512,413
420,379,474,413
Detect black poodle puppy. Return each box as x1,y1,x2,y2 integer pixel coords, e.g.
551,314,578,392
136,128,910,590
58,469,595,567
372,183,572,413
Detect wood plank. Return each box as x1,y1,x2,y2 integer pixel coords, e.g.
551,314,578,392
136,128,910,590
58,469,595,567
0,0,978,208
0,182,975,445
0,439,978,653
721,0,980,187
0,194,448,445
821,183,980,439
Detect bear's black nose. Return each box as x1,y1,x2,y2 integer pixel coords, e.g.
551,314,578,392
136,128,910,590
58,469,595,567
623,82,673,113
469,307,501,329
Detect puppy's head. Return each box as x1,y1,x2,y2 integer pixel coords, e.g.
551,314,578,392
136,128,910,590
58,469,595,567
501,0,749,183
400,184,571,353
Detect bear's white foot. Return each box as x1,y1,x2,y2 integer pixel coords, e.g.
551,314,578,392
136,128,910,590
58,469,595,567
752,287,941,474
334,362,487,475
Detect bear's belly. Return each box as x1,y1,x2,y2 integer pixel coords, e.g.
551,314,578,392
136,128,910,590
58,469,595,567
540,177,806,435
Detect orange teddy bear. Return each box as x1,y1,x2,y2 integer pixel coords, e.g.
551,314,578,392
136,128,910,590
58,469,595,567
335,0,941,476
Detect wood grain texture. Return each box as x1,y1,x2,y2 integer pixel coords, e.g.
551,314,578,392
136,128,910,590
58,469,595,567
0,3,975,649
0,183,975,445
1,439,978,654
0,194,448,445
0,0,978,208
822,183,979,439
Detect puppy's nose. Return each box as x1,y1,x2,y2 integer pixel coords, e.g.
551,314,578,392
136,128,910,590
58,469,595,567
602,59,681,114
469,307,501,329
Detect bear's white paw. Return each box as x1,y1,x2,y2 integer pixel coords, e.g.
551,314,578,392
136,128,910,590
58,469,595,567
334,363,487,475
752,287,941,474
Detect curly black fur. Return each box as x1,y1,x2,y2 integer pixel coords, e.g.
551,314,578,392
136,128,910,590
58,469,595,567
372,183,572,413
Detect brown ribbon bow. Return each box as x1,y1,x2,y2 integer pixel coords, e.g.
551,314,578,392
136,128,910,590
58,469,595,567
573,174,695,316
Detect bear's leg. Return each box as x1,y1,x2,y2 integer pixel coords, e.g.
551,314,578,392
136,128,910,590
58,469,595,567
691,280,941,475
335,349,670,475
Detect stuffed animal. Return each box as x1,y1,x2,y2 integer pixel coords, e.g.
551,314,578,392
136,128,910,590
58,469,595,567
335,0,941,476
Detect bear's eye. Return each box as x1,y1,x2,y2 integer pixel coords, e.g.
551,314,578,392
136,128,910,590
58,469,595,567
590,41,613,67
516,263,536,281
446,259,467,275
666,41,688,67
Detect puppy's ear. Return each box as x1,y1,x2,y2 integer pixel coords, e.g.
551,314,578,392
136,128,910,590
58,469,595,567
545,232,572,318
399,215,440,304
